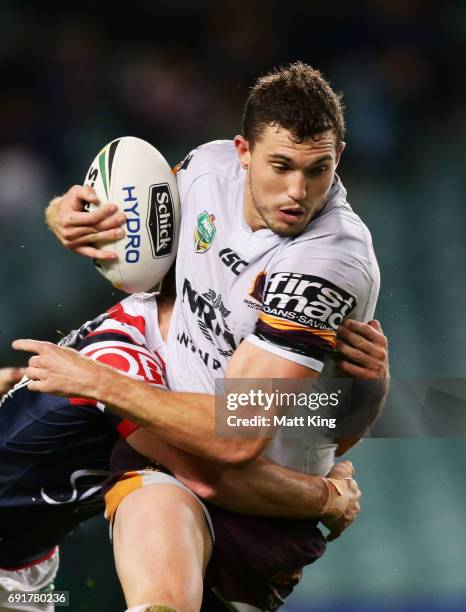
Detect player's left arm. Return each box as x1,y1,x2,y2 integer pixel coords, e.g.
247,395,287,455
237,241,388,454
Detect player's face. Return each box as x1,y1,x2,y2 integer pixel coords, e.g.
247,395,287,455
235,125,344,237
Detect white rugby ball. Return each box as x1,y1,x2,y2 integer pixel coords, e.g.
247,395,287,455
83,136,180,293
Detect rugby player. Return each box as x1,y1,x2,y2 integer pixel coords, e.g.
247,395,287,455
0,294,169,611
22,62,388,611
3,290,384,612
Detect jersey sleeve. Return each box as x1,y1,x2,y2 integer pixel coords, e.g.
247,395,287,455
173,147,198,201
70,298,167,438
174,140,235,206
245,240,379,372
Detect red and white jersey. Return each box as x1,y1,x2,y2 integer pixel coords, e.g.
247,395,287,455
61,292,166,438
0,293,167,567
166,140,380,475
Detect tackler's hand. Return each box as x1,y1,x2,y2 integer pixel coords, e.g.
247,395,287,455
12,339,103,398
320,461,361,542
336,319,389,379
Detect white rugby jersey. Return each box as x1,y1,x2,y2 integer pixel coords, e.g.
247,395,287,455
167,140,380,474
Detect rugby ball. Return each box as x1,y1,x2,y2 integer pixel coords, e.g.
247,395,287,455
83,136,180,293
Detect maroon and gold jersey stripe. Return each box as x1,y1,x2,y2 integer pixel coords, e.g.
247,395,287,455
258,313,337,347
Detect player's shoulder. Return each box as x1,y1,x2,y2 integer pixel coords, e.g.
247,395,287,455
175,140,241,186
117,291,158,311
106,292,163,350
107,292,156,326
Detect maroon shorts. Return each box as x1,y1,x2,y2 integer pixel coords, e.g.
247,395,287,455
107,441,326,610
204,504,326,610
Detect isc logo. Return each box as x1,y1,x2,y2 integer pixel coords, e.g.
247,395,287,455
219,248,249,276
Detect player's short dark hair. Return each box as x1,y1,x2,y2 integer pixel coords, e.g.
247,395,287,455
242,62,345,148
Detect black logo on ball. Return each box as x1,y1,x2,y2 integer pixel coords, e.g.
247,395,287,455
147,183,175,258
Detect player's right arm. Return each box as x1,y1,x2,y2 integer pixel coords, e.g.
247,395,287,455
124,430,359,541
205,457,360,542
45,185,125,259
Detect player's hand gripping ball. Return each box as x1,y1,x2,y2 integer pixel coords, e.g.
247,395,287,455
84,137,180,293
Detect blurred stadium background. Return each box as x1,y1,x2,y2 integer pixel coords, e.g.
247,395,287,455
1,1,465,610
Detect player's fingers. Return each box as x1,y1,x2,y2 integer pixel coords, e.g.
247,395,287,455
70,184,98,200
61,185,99,212
12,339,51,355
337,341,385,373
326,522,347,542
83,204,124,227
24,366,45,381
341,319,387,348
336,340,373,366
337,326,386,360
61,224,105,241
368,319,383,332
69,227,125,247
338,359,379,380
338,461,355,477
327,460,354,479
64,204,119,229
95,212,127,232
28,355,43,368
337,325,371,353
26,378,47,393
73,245,118,260
345,502,361,522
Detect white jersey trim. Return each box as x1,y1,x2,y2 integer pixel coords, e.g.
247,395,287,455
92,318,146,347
244,335,324,373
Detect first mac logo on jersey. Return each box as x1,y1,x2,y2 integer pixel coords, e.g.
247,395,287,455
263,273,356,331
147,183,175,258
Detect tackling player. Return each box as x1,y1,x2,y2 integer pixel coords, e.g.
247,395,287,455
2,290,383,612
24,62,389,611
0,294,169,611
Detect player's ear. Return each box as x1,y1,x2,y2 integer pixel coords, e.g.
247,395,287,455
335,141,345,168
234,135,251,169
